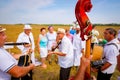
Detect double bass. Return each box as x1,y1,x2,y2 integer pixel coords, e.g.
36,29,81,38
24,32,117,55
75,0,93,80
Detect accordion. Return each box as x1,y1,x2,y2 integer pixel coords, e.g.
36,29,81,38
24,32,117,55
11,55,32,80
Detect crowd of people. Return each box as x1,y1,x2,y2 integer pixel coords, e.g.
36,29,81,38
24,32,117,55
0,24,120,80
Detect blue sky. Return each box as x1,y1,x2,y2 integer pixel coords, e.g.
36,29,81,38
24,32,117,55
0,0,120,24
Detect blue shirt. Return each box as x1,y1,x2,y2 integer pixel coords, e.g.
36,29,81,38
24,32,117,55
70,29,76,35
39,34,48,48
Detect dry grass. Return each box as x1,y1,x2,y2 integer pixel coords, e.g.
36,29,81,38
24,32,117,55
1,24,120,80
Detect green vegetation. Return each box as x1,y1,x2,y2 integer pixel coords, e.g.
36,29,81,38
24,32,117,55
1,24,120,80
94,23,120,26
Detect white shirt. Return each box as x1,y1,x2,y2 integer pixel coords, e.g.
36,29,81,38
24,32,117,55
46,31,57,50
72,33,85,66
102,39,119,74
91,29,99,43
16,32,35,53
73,33,85,50
58,36,74,68
0,47,17,80
16,32,36,64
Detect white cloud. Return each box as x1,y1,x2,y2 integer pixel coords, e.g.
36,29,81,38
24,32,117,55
0,0,54,13
0,0,76,24
4,8,75,24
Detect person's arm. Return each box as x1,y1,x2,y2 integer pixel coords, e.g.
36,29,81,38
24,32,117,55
91,62,111,73
52,51,66,56
74,56,91,80
100,62,111,71
8,64,34,78
37,35,40,53
101,46,117,71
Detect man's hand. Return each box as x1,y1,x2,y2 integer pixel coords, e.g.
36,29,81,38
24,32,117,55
81,55,92,68
24,43,31,48
48,51,54,55
74,55,92,80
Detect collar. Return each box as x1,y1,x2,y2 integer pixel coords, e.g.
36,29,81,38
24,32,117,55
106,38,119,45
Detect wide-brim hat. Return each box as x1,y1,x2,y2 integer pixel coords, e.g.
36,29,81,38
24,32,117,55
57,28,65,34
0,26,6,32
24,24,32,29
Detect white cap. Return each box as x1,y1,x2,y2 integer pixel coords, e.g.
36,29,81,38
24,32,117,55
57,28,65,34
24,24,32,29
76,25,80,28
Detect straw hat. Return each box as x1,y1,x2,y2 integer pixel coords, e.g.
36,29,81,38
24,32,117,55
0,26,6,32
24,24,32,29
57,28,65,34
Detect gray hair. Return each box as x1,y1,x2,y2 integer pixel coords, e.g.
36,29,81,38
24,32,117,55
105,28,117,37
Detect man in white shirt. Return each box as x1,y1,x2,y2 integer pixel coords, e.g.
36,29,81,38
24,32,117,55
49,28,74,80
0,26,34,80
73,27,85,68
92,28,119,80
16,24,36,65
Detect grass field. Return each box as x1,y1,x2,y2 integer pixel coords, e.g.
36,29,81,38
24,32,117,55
1,24,120,80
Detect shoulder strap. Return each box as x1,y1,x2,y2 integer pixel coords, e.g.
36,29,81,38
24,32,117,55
107,43,118,50
51,40,61,51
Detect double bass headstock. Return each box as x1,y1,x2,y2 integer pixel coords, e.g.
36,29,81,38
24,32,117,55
75,0,93,41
